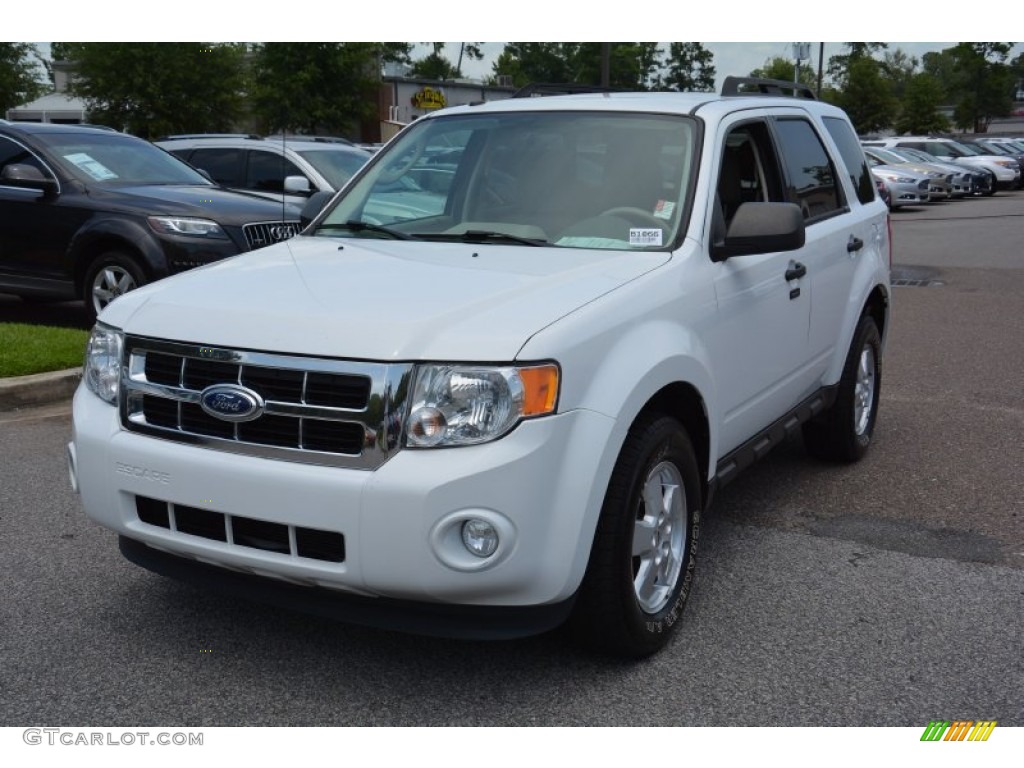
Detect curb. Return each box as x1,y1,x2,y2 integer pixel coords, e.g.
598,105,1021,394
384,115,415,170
0,368,82,412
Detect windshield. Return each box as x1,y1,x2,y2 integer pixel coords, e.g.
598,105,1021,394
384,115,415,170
297,147,371,189
314,110,697,251
35,131,211,186
871,148,911,165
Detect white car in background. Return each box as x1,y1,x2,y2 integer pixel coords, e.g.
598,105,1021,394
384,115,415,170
880,146,987,197
866,137,1019,191
157,135,373,206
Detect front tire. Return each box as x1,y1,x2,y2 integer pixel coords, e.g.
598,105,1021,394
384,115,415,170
571,414,701,658
803,314,882,462
83,251,147,324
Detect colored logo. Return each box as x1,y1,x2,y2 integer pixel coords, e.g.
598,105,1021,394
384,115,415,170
920,720,997,742
199,384,264,423
411,86,446,110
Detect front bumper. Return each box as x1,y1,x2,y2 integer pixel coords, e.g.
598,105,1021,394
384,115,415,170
71,383,616,615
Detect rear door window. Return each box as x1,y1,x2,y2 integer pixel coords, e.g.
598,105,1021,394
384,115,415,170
772,118,843,221
189,148,243,187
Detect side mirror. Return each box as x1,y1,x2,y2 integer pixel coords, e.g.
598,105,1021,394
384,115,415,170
284,175,313,196
1,164,58,197
299,191,335,229
710,202,805,261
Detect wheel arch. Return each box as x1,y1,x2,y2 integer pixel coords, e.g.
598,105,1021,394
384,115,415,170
67,219,164,296
639,382,711,507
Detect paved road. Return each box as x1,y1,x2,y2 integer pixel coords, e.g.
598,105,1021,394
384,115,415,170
1,192,1022,726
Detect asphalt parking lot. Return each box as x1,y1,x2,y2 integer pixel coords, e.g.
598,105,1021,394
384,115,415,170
1,191,1022,727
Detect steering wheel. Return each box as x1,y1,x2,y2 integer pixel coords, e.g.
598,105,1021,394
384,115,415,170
377,136,426,184
598,206,667,230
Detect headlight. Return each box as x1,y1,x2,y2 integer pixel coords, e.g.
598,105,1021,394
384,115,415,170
994,160,1016,169
147,216,227,238
406,363,559,448
84,323,123,405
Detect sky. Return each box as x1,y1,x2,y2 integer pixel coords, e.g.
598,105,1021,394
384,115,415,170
13,2,1019,90
419,42,987,90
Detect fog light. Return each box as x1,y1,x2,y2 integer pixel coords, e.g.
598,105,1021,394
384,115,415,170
461,519,499,558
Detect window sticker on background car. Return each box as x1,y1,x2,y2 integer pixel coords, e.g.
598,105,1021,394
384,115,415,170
653,200,675,220
629,228,663,246
63,153,118,181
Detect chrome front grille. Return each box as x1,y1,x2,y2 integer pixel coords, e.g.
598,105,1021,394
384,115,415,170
121,336,414,469
242,221,301,250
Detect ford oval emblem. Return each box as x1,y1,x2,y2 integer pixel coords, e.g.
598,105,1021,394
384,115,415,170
199,384,264,423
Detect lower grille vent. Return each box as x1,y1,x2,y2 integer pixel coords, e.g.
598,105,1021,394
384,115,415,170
135,495,345,563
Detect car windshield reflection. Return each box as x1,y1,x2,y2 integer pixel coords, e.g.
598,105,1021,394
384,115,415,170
315,111,697,251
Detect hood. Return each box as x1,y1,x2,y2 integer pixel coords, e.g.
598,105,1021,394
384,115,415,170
99,184,300,222
101,235,670,361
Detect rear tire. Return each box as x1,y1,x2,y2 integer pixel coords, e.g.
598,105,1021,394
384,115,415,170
570,414,701,658
803,315,882,462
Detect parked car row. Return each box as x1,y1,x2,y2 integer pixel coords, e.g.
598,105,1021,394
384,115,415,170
0,124,377,320
862,135,1023,209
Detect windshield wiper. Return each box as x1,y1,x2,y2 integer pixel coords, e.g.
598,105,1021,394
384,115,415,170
316,220,417,240
413,230,549,247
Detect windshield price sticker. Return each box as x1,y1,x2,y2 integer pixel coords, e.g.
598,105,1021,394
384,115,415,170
64,153,118,181
629,228,663,246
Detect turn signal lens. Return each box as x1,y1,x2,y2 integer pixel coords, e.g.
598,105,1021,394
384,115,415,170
519,364,559,417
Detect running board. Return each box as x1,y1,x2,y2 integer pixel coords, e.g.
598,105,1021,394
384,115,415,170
714,386,838,489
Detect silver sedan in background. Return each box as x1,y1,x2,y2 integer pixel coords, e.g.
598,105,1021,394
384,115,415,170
863,147,952,201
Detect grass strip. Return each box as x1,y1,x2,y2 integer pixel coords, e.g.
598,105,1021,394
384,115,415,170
0,323,89,378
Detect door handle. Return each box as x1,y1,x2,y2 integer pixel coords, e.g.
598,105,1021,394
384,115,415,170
847,236,864,253
785,261,806,281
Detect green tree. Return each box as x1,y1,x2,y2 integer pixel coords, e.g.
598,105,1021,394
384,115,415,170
827,42,887,83
409,43,482,80
493,42,663,90
880,48,919,100
0,43,45,114
748,56,816,89
948,43,1014,132
659,43,715,92
832,56,897,134
895,73,949,134
251,42,410,135
492,43,576,87
61,43,247,137
570,43,662,89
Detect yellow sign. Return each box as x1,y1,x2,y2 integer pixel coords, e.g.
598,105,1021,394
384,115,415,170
411,87,446,110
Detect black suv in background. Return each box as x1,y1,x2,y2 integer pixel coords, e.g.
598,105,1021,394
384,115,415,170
0,121,301,321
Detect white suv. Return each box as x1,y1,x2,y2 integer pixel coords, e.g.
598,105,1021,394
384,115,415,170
156,135,372,206
71,78,891,657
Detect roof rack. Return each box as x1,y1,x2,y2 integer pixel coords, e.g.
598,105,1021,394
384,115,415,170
721,76,817,100
157,133,264,141
265,135,356,146
512,83,622,98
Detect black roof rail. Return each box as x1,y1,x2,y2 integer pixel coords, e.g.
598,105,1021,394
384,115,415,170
721,76,817,100
512,82,623,98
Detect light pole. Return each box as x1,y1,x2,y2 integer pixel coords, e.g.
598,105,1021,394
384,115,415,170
793,42,810,86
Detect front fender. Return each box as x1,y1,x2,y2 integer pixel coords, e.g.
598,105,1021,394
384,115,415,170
66,216,166,285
